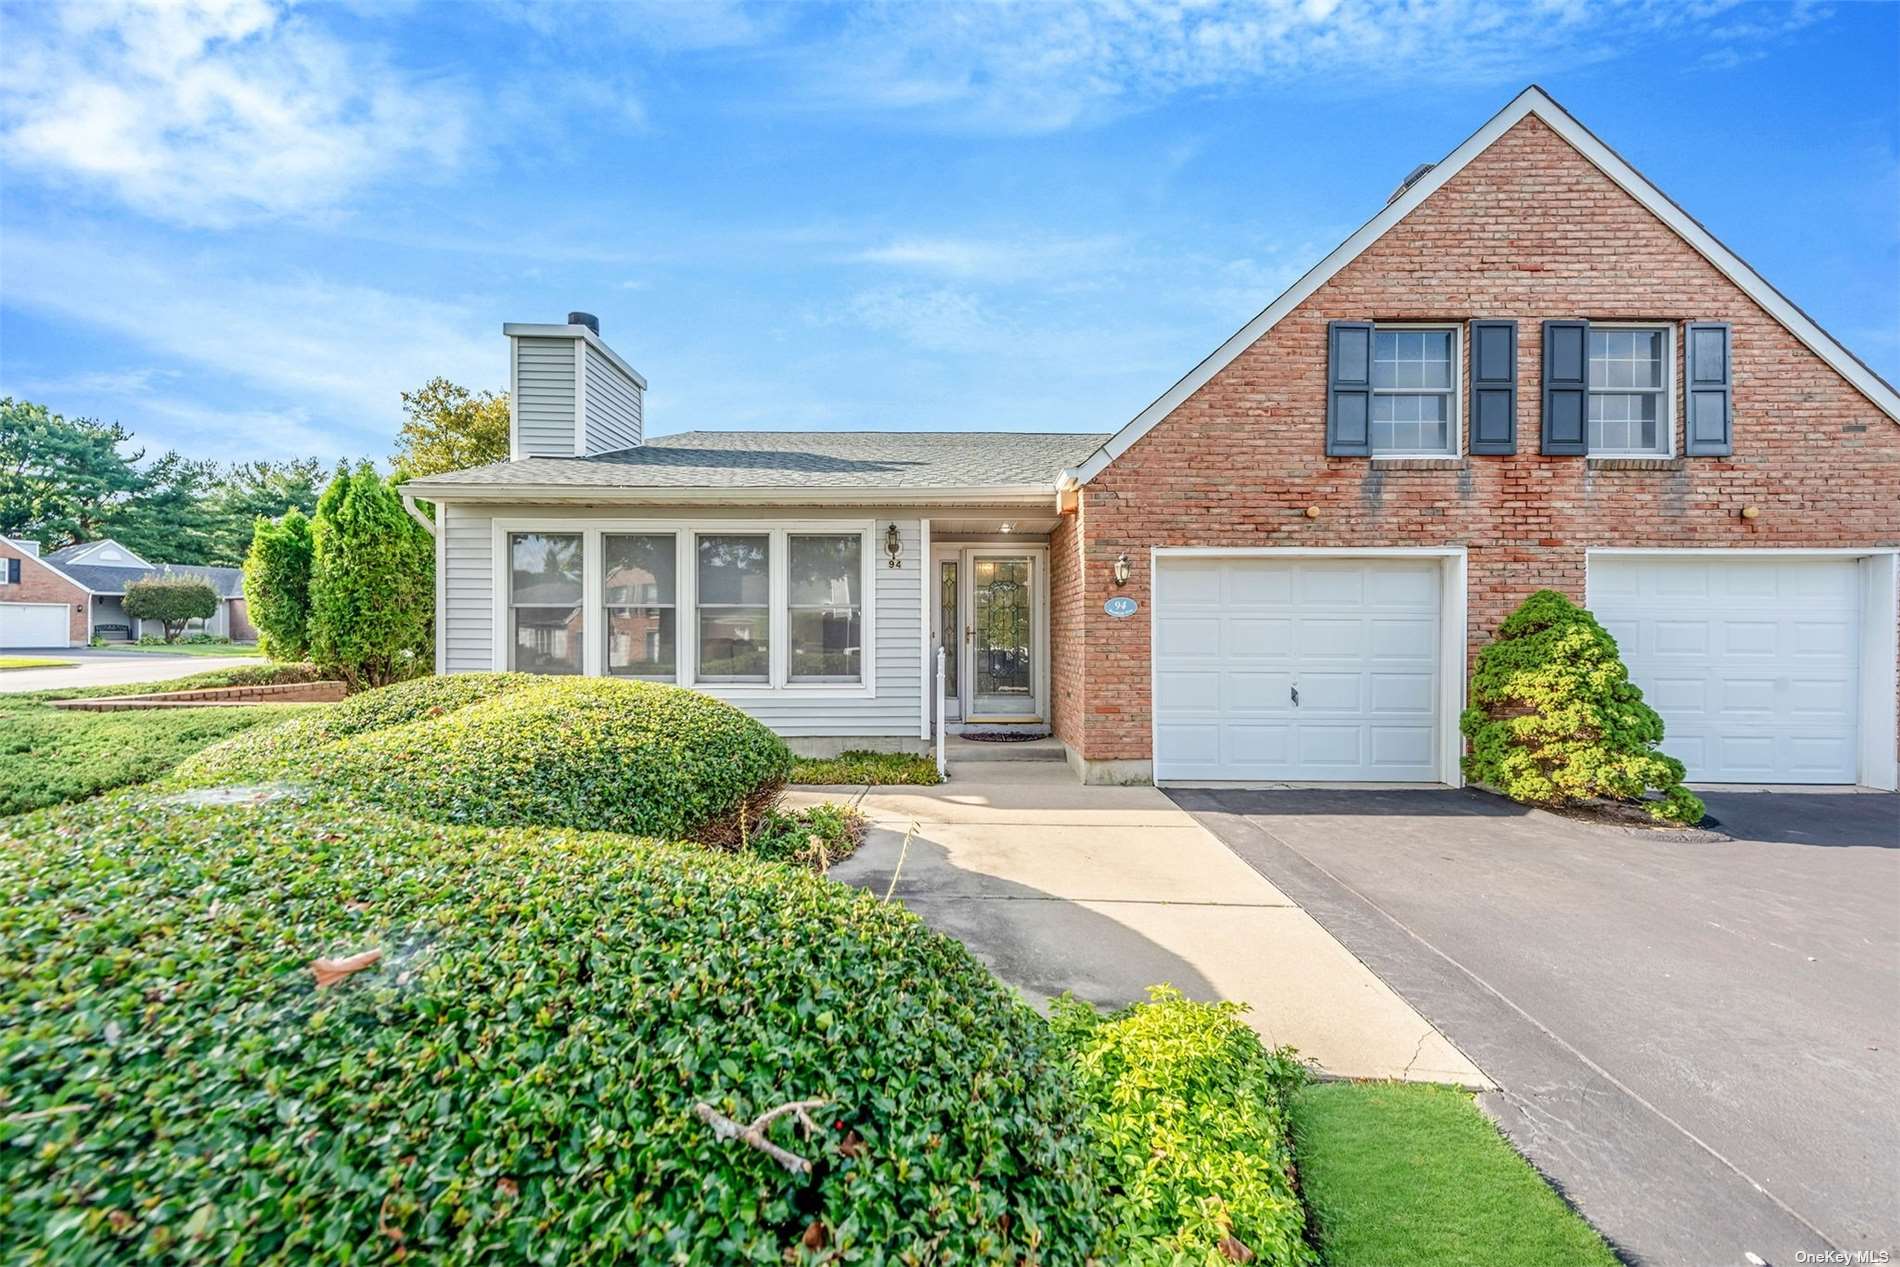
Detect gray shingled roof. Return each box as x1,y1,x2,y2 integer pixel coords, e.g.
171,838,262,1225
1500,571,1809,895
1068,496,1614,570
404,431,1111,491
50,563,245,598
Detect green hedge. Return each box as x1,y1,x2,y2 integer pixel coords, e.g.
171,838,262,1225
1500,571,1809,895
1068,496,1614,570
1462,590,1703,824
176,671,542,784
177,674,796,844
1050,987,1314,1267
0,792,1101,1264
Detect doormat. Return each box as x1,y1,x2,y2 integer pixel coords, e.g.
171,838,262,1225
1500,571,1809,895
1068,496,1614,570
958,731,1045,743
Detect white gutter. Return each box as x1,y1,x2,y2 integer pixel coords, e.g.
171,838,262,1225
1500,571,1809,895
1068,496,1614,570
401,492,436,536
395,483,1061,506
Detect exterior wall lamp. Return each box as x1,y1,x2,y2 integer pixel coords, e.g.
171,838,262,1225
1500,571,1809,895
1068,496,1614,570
1113,552,1130,587
884,522,903,567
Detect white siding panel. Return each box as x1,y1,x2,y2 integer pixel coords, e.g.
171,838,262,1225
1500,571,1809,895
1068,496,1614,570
443,502,495,672
582,347,643,455
514,338,577,457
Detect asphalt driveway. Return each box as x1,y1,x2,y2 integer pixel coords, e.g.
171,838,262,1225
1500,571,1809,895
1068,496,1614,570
0,647,261,693
1174,785,1899,1267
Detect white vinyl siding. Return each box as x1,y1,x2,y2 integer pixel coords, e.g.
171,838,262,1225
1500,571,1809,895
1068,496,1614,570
582,345,643,454
440,504,922,737
513,337,577,457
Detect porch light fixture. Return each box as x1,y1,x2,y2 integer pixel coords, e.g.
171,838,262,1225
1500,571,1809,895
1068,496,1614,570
1113,552,1130,587
884,522,903,567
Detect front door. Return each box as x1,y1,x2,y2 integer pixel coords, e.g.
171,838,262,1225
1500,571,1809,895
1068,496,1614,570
966,551,1039,722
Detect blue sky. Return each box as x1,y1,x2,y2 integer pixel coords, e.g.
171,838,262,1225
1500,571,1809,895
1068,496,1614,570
1,0,1895,466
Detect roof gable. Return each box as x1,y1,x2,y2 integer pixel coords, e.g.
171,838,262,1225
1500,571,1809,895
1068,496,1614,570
44,538,153,569
1074,85,1899,484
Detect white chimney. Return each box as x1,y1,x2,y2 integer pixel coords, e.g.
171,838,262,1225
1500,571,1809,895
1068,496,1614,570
503,313,646,459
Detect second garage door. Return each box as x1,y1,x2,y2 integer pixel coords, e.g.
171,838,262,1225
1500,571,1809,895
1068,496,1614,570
1590,555,1861,783
1153,557,1442,782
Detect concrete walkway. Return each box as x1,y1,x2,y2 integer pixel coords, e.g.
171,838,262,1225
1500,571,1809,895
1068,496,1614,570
797,762,1487,1086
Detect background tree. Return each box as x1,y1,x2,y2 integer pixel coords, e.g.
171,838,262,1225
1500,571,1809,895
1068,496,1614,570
1461,589,1703,824
243,507,316,661
203,460,324,565
122,576,218,643
100,452,219,564
392,378,510,478
307,463,434,688
0,398,145,546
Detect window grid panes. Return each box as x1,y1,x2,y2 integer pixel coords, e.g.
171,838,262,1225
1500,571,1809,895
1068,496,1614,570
696,534,770,683
787,534,863,683
1371,328,1455,454
603,533,676,681
1587,328,1668,453
509,532,583,675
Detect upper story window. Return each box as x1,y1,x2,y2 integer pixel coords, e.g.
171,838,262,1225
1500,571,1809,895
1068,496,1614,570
1587,326,1671,455
603,533,676,681
1371,326,1458,455
509,532,582,674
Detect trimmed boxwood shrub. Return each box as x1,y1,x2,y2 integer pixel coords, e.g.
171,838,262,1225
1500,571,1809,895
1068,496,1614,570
1462,590,1704,824
0,792,1101,1264
1050,987,1314,1267
176,675,796,845
176,671,543,784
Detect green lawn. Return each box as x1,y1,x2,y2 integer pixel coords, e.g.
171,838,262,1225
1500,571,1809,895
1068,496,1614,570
0,656,76,670
0,665,327,817
1292,1081,1618,1267
791,748,942,785
103,640,264,657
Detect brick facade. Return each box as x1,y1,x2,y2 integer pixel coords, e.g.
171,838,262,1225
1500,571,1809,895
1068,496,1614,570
0,540,88,645
1055,114,1900,765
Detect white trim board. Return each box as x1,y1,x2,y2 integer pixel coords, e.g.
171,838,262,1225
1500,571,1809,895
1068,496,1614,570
1074,85,1899,485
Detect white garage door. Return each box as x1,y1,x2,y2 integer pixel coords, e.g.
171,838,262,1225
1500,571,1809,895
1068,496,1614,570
0,602,71,649
1590,556,1860,783
1153,557,1442,781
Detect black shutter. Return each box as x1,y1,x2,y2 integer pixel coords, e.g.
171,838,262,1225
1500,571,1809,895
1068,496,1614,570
1684,322,1733,456
6,558,18,583
1542,320,1589,455
1326,321,1374,457
1468,320,1518,455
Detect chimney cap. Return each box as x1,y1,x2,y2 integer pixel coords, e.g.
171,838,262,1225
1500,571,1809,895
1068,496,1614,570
567,311,600,335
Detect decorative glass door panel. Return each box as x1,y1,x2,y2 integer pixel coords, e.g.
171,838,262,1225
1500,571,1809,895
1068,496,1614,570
937,559,961,721
970,554,1036,718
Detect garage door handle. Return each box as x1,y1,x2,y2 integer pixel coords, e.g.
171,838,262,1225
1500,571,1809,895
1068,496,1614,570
1290,685,1299,707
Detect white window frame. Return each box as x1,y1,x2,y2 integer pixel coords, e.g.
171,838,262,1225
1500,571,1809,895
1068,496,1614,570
1585,321,1676,458
785,531,868,686
1370,322,1462,458
601,531,679,682
692,529,773,686
505,530,586,675
490,517,877,698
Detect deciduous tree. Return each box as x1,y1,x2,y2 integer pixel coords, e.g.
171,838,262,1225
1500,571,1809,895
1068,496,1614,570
123,576,218,643
391,378,509,478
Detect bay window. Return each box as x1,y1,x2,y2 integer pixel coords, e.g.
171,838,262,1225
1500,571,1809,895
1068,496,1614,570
604,533,676,680
509,531,583,674
696,534,770,683
788,534,863,683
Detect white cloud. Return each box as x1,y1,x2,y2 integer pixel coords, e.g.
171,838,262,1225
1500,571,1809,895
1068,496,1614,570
828,285,1011,354
0,0,469,227
789,0,1801,133
848,234,1126,281
0,230,498,459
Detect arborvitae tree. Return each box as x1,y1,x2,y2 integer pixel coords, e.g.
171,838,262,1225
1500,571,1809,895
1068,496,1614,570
1461,589,1703,824
306,463,433,688
242,507,315,660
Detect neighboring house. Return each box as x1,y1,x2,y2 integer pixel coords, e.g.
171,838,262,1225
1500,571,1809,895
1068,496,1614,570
404,86,1900,791
0,538,255,647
